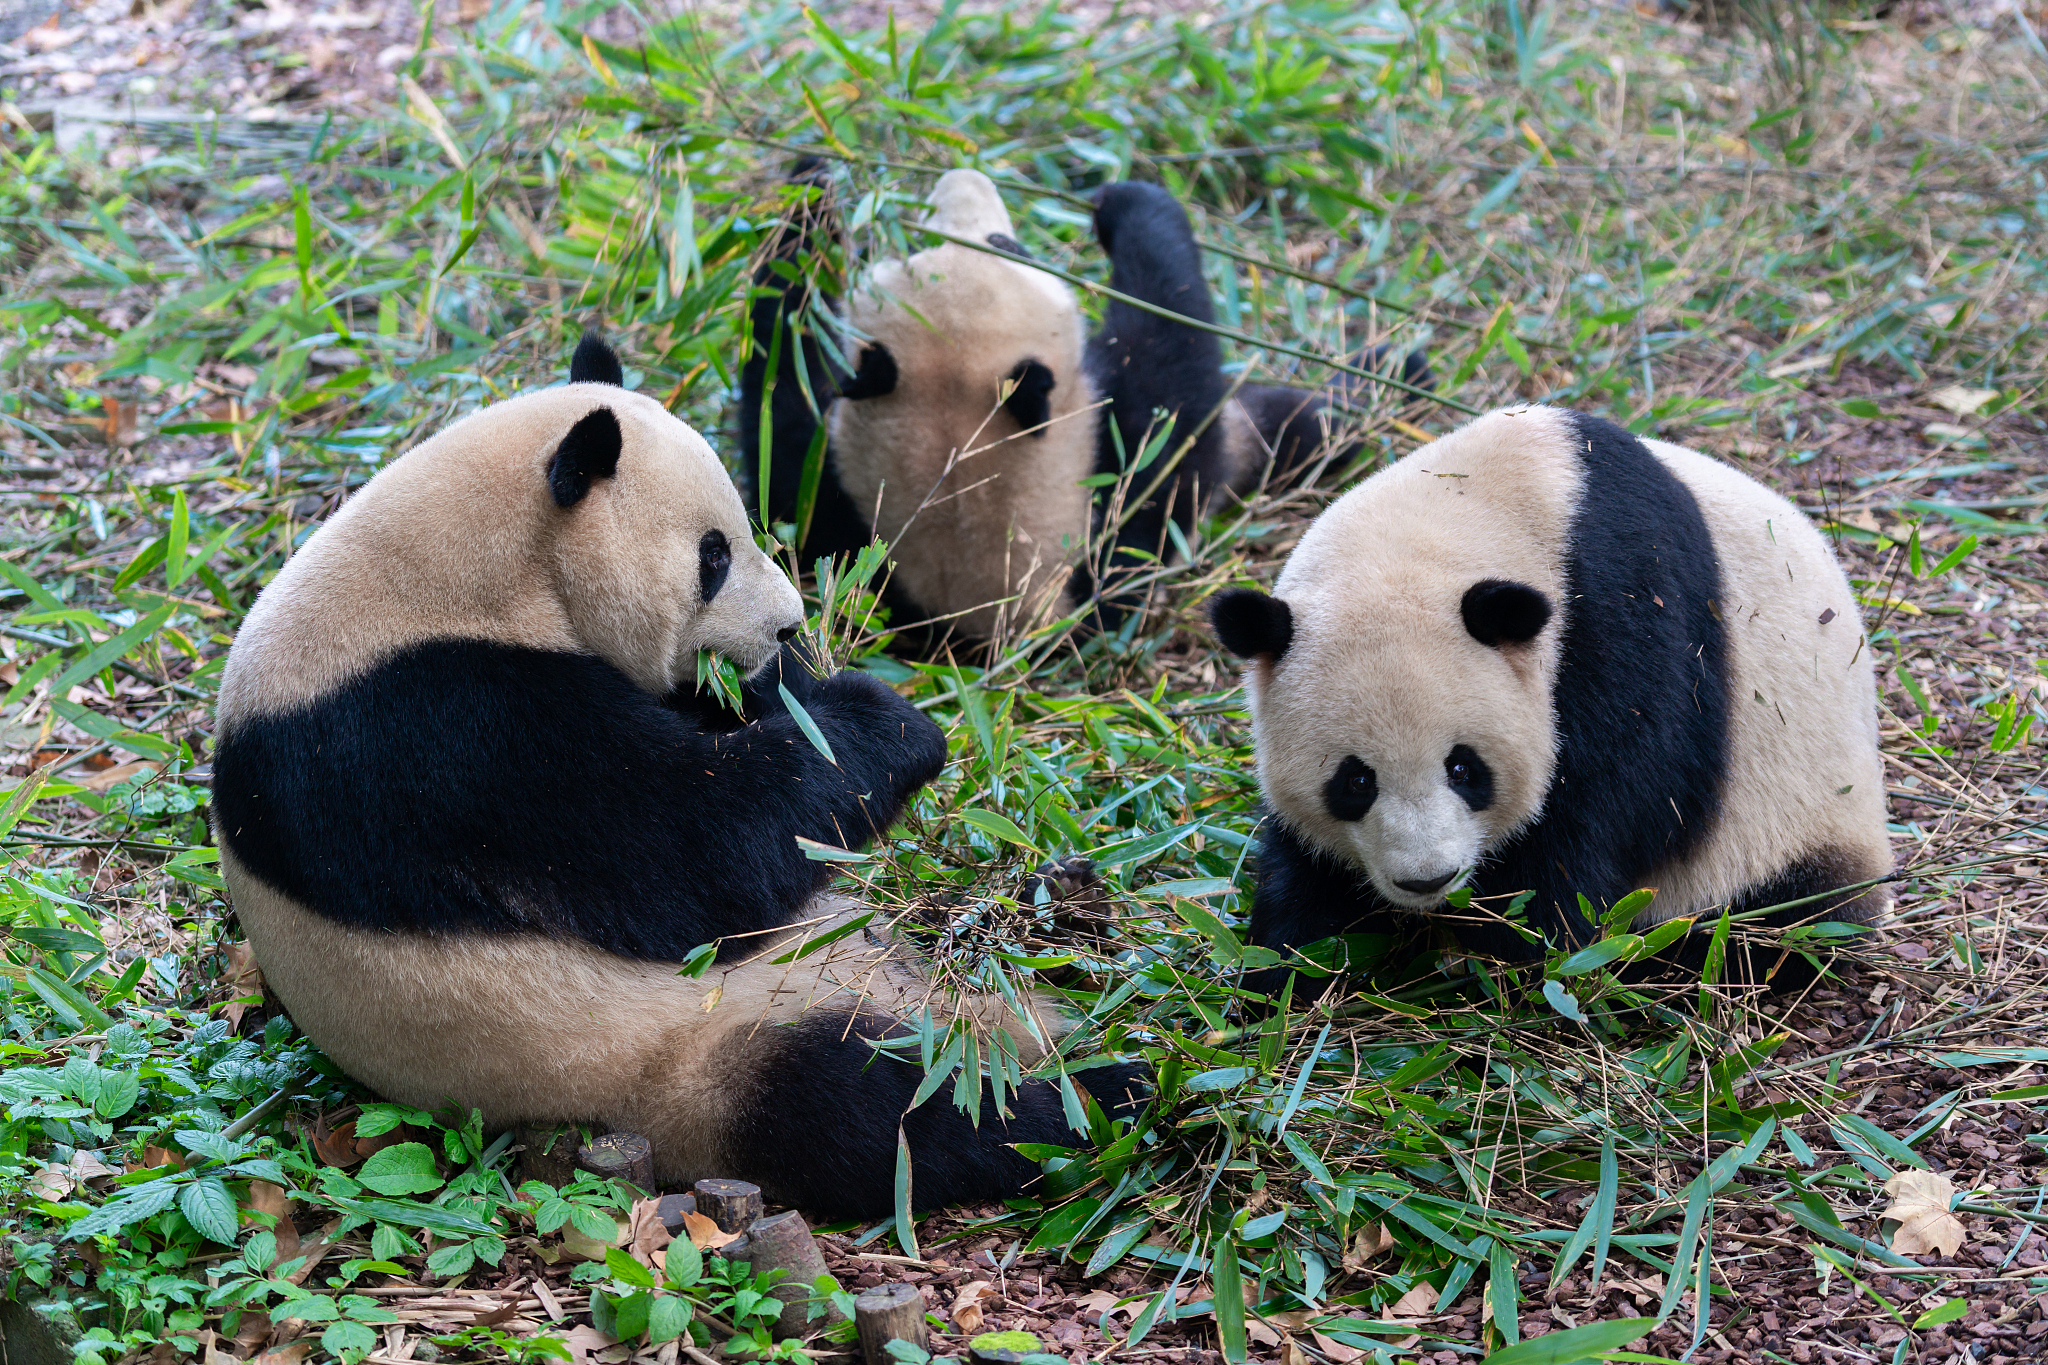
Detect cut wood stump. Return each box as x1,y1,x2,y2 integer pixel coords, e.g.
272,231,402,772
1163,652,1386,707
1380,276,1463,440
855,1283,927,1365
732,1209,842,1338
693,1177,762,1233
512,1124,583,1187
655,1192,698,1235
576,1132,654,1193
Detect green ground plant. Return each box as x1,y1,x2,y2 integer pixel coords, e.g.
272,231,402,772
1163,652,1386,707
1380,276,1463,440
2,0,2045,1362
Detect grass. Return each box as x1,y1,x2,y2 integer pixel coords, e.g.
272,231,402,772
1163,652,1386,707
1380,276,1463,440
2,0,2046,1362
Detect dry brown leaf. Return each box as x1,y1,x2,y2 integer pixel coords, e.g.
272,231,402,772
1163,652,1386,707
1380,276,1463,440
561,1214,628,1263
1616,1274,1663,1305
1245,1320,1283,1348
1342,1221,1395,1273
1072,1289,1142,1326
309,1115,361,1168
285,1217,344,1285
1883,1170,1965,1257
76,760,162,793
250,1340,312,1365
138,1145,184,1172
680,1209,736,1251
952,1279,998,1334
1311,1331,1366,1364
221,941,264,1031
1388,1284,1437,1319
627,1197,673,1273
102,397,141,448
468,1299,522,1327
242,1181,301,1263
29,1164,74,1200
1926,385,1998,418
562,1323,618,1365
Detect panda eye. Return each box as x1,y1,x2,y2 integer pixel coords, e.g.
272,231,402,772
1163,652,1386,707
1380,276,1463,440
1323,755,1377,822
699,529,732,603
1445,744,1494,813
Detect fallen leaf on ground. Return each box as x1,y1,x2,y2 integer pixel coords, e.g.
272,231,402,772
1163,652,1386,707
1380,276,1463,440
1246,1320,1283,1347
627,1197,672,1273
953,1279,998,1334
1343,1222,1395,1272
562,1323,617,1365
1311,1331,1366,1364
249,1341,311,1365
1388,1284,1437,1319
680,1210,735,1251
1926,385,1998,418
1071,1290,1142,1325
29,1165,73,1200
241,1181,300,1262
309,1115,361,1168
220,941,264,1031
77,760,162,793
1883,1169,1965,1257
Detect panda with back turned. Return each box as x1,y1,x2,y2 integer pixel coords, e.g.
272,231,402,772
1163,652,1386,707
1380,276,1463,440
1209,405,1891,994
212,335,1144,1216
745,167,1414,647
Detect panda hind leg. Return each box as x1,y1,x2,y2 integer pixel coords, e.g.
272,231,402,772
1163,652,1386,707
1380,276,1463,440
723,1007,1146,1220
1631,850,1892,996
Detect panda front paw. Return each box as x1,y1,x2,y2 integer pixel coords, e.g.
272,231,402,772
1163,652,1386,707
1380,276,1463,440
816,668,949,794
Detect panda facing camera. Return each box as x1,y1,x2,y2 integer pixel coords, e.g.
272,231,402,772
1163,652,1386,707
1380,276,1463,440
1210,405,1891,994
213,334,1144,1216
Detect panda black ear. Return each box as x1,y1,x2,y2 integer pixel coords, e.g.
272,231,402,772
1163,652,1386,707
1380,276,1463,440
1462,579,1551,647
547,406,623,509
570,332,624,386
839,343,898,401
1210,588,1293,660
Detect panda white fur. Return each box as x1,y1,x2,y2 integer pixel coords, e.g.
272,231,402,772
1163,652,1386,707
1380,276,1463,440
213,336,1143,1215
745,168,1371,648
1209,405,1890,991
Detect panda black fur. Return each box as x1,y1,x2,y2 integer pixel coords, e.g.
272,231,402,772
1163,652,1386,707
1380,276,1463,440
1209,405,1890,992
745,170,1403,647
214,336,1143,1216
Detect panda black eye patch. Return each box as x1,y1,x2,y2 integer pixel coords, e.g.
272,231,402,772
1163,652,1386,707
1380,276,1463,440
1444,744,1494,812
699,529,732,603
1324,755,1377,822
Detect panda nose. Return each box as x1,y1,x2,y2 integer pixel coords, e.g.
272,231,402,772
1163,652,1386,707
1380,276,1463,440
1396,871,1456,895
777,624,799,642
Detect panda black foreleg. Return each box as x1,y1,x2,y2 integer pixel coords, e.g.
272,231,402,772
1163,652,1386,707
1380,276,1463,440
1244,817,1400,1004
727,1010,1147,1218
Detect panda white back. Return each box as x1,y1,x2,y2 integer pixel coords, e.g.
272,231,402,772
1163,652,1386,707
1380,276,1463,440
830,170,1096,642
1634,438,1887,917
1211,404,1889,991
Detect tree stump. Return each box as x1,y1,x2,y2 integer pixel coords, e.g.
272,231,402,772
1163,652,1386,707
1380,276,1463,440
732,1210,842,1338
693,1177,762,1233
513,1125,584,1187
855,1283,927,1365
576,1132,654,1193
655,1192,697,1235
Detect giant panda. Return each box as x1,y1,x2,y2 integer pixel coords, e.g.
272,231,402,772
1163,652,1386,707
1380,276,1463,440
211,335,1143,1217
1208,405,1891,995
744,168,1401,648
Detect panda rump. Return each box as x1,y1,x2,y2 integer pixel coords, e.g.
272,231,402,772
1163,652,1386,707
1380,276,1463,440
743,169,1364,647
213,342,1140,1214
1212,405,1890,990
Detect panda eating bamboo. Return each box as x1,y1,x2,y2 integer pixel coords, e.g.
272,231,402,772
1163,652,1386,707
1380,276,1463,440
1210,405,1892,994
211,335,1143,1216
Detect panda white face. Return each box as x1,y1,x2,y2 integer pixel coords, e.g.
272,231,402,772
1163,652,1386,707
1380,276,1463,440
1240,587,1554,912
1210,408,1586,915
547,390,805,694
